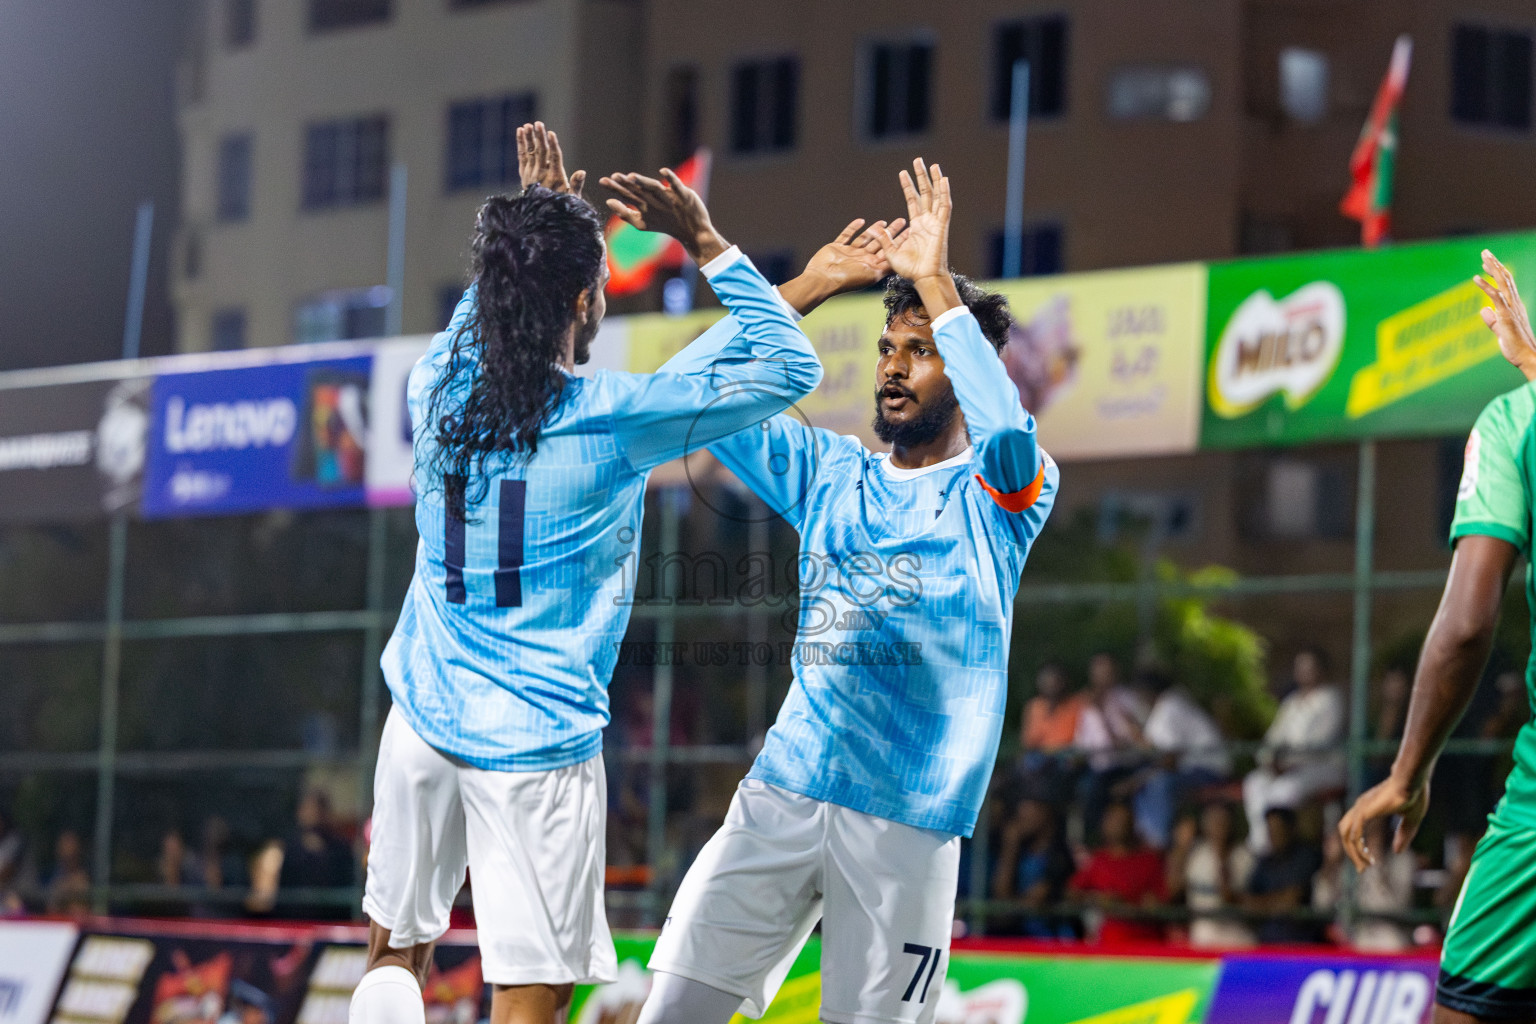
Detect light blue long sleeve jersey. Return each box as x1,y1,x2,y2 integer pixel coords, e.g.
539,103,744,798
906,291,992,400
660,303,1058,837
381,248,822,771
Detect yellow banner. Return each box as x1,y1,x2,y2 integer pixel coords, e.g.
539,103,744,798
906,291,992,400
623,263,1207,469
1345,278,1498,419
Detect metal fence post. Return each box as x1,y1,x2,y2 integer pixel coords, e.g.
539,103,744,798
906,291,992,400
646,489,682,923
91,515,128,911
1343,440,1377,932
358,508,390,816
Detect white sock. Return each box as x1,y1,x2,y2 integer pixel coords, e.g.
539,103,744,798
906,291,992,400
636,971,745,1024
349,965,425,1024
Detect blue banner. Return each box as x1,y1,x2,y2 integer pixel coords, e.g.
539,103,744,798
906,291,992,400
142,356,372,518
1206,952,1437,1024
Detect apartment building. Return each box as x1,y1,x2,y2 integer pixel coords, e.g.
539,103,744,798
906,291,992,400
174,0,643,351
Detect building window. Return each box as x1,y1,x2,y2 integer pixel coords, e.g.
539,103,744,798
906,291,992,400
217,133,253,222
302,117,388,210
1451,24,1533,130
446,93,536,192
991,16,1068,120
987,224,1064,278
864,39,933,139
212,308,247,351
743,249,795,286
450,0,522,8
730,58,798,154
295,286,391,344
1279,47,1329,123
664,66,700,164
226,0,256,48
309,0,390,33
183,230,202,280
1107,66,1212,121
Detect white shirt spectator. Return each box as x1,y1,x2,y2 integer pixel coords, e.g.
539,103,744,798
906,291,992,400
1261,684,1347,773
1074,686,1149,771
1144,687,1231,777
1185,841,1256,948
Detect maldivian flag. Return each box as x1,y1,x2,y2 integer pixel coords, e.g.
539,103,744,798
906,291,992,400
1341,35,1412,248
605,149,712,296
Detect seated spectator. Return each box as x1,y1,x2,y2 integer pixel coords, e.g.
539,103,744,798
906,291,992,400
1021,663,1084,754
1244,807,1323,944
1124,670,1231,849
1075,653,1149,843
1243,648,1345,853
278,789,355,919
1313,819,1415,952
45,829,91,918
1168,802,1254,949
1069,801,1165,944
991,786,1077,939
195,816,246,918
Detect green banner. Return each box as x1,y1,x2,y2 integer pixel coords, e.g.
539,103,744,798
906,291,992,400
1200,231,1536,448
568,935,1220,1024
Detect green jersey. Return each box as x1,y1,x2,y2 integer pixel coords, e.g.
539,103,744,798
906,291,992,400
1450,380,1536,829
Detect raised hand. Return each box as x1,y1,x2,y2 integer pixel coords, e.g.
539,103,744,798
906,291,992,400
803,217,907,293
517,121,585,198
872,158,951,284
1474,250,1536,381
599,169,729,264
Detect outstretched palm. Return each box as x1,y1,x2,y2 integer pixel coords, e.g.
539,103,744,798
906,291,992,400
517,121,585,197
803,217,907,293
874,159,951,282
1475,250,1536,380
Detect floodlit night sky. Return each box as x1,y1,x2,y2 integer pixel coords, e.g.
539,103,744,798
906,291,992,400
0,1,182,371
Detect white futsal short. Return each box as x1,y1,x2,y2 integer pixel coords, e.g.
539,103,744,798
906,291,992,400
650,779,960,1023
361,707,617,987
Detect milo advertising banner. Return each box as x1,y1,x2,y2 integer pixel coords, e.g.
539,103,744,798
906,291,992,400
1201,232,1536,448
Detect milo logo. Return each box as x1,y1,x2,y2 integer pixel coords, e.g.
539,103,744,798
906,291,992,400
1209,282,1346,418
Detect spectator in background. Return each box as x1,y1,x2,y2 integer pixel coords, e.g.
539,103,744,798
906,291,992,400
1123,670,1231,849
158,829,201,888
1245,807,1322,944
1075,653,1149,843
1312,819,1414,952
1168,801,1254,949
195,816,245,918
1242,648,1346,853
1069,801,1165,944
1021,663,1084,755
0,807,32,915
278,789,355,919
991,785,1077,939
46,829,91,917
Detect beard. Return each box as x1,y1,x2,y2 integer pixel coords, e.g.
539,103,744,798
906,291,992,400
871,383,960,447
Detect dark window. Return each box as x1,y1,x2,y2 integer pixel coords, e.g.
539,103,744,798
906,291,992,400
744,249,795,286
183,230,202,280
446,93,537,191
302,117,388,210
439,284,466,329
226,0,256,48
295,287,391,343
217,133,253,222
866,40,933,139
987,224,1064,278
212,308,247,350
309,0,390,33
664,65,701,164
991,16,1068,119
730,58,798,154
1452,24,1533,129
450,0,522,7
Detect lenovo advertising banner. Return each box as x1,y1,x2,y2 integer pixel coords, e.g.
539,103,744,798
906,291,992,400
141,357,372,518
1200,232,1536,448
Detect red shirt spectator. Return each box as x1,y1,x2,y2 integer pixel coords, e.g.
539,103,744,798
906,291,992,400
1070,803,1165,944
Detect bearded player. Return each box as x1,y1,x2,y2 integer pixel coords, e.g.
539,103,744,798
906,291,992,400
635,160,1057,1024
1341,249,1536,1024
348,124,825,1024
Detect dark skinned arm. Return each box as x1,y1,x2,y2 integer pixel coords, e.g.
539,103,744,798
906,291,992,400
1338,534,1518,870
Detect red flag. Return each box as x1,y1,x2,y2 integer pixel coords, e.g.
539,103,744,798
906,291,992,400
604,149,712,296
1341,36,1412,248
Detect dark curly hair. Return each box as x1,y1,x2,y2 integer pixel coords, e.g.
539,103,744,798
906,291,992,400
427,186,605,514
882,274,1014,352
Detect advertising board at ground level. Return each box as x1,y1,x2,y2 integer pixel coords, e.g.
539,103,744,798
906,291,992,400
0,919,1447,1024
